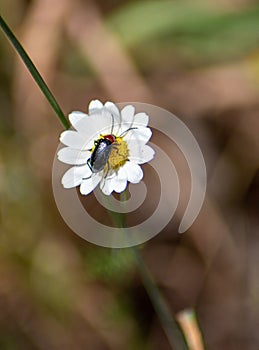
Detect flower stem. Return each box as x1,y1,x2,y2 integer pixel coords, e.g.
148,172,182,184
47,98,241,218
0,15,70,130
131,247,189,350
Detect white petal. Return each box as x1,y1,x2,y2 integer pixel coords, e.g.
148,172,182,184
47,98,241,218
100,167,129,195
91,110,116,135
119,105,135,133
58,147,90,165
69,111,88,128
117,167,128,181
104,102,121,134
124,162,143,184
111,177,128,193
60,130,89,149
133,112,149,127
100,177,114,195
89,100,104,115
104,101,120,117
129,144,155,164
80,173,102,195
72,116,102,140
124,127,152,144
127,138,146,150
76,110,115,139
62,164,92,188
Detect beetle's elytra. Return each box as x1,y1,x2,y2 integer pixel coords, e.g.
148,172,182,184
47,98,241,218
87,134,116,173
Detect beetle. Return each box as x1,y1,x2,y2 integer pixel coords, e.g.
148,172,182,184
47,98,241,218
87,134,116,173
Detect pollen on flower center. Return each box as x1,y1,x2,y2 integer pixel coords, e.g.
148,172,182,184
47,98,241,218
108,136,129,170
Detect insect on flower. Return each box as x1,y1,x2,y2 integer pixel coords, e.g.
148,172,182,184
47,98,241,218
86,112,138,178
58,100,155,196
87,134,117,173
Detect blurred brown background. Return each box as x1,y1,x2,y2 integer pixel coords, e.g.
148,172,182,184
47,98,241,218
0,0,259,349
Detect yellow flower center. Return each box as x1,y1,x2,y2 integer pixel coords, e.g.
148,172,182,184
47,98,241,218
108,136,129,170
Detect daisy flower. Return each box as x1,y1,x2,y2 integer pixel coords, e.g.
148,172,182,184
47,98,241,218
58,100,155,196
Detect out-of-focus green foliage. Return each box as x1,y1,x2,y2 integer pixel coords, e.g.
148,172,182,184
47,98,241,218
108,1,259,66
84,247,135,282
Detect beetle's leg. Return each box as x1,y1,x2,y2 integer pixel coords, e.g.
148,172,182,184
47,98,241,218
100,162,111,191
113,145,126,161
84,158,93,174
103,161,110,181
87,158,92,169
113,145,119,153
82,158,93,180
112,144,128,161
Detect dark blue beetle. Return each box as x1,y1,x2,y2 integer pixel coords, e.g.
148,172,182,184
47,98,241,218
87,134,116,173
85,111,137,178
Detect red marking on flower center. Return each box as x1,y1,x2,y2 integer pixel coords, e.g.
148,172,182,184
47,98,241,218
103,134,116,143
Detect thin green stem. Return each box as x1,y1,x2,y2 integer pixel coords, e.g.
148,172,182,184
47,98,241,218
0,15,70,130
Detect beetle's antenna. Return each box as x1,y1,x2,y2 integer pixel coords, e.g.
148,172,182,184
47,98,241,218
118,108,122,134
119,127,137,138
110,112,115,135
